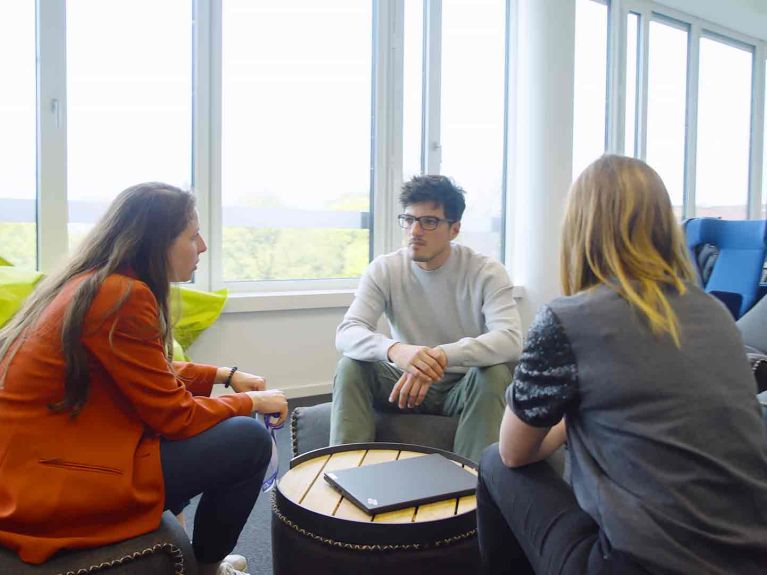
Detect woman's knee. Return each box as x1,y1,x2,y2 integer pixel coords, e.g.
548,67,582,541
479,442,505,482
224,416,273,473
479,443,537,496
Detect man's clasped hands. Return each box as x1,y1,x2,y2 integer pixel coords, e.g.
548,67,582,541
386,343,448,409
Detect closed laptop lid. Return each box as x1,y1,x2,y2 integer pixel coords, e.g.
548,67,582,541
323,453,476,514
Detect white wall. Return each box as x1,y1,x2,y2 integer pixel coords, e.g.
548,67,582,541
189,306,345,398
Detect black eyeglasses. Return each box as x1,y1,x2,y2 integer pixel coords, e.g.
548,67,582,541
398,214,454,231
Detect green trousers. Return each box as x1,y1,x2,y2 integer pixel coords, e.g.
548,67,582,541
329,357,511,462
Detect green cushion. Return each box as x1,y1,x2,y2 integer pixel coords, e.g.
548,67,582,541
170,286,228,360
0,267,227,362
172,337,188,362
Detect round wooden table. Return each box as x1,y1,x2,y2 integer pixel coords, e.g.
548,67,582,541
271,443,479,574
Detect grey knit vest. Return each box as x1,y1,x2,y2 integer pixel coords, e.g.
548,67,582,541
550,283,767,574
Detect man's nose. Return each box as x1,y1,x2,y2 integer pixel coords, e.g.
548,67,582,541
410,220,425,235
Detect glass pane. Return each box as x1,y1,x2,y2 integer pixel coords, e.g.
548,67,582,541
440,0,506,261
646,20,688,217
403,0,424,181
572,0,608,178
696,37,752,219
0,1,36,269
624,12,640,157
221,0,373,282
66,0,192,250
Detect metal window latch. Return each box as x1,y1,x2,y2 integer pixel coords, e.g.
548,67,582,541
51,98,60,128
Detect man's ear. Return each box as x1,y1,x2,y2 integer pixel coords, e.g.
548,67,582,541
450,221,461,240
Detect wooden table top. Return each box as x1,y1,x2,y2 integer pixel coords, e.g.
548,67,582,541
278,447,477,524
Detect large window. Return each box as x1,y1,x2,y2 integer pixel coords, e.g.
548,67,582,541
5,1,515,290
66,0,193,250
612,4,765,221
439,0,507,260
695,37,752,219
221,0,372,283
0,1,36,269
645,18,688,216
8,1,767,294
572,0,608,178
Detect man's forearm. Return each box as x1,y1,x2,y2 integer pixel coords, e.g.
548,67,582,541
336,321,395,361
439,330,522,368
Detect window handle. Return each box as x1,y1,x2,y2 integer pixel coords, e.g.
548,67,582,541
51,98,60,128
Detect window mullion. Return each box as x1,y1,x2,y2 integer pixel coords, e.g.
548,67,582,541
499,0,512,265
748,44,765,219
635,7,651,161
36,0,68,273
191,0,212,292
423,0,442,175
607,0,627,154
683,22,700,219
503,0,518,268
372,0,404,258
208,0,223,290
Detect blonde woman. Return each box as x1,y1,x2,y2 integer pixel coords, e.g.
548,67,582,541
0,183,287,575
477,156,767,574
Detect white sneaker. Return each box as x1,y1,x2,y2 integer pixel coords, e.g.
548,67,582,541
216,562,250,575
223,554,248,571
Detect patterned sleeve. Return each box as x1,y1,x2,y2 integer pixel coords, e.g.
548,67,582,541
506,305,579,427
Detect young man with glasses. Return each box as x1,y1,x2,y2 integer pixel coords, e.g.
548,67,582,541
331,175,522,462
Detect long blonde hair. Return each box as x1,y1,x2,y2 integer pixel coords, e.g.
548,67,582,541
561,155,696,345
0,183,196,415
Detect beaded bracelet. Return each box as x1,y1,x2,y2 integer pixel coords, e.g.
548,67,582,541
223,366,238,388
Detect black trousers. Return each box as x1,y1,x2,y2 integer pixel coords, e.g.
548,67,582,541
477,444,648,575
160,416,272,564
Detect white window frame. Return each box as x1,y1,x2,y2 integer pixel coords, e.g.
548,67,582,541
36,0,68,273
751,43,766,218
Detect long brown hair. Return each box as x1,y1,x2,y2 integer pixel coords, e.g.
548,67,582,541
561,155,696,345
0,182,196,415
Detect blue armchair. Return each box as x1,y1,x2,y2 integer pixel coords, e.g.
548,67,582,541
684,218,767,319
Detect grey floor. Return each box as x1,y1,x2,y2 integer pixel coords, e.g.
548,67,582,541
184,394,330,575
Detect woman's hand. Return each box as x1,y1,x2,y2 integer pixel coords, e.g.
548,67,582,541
246,389,288,427
217,367,266,392
231,370,266,392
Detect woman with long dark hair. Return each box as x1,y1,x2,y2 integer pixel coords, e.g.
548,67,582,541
0,182,286,575
477,156,767,574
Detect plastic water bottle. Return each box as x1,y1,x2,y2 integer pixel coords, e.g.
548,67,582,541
261,413,282,493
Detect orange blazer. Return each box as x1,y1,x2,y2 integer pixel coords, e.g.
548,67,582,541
0,272,252,563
